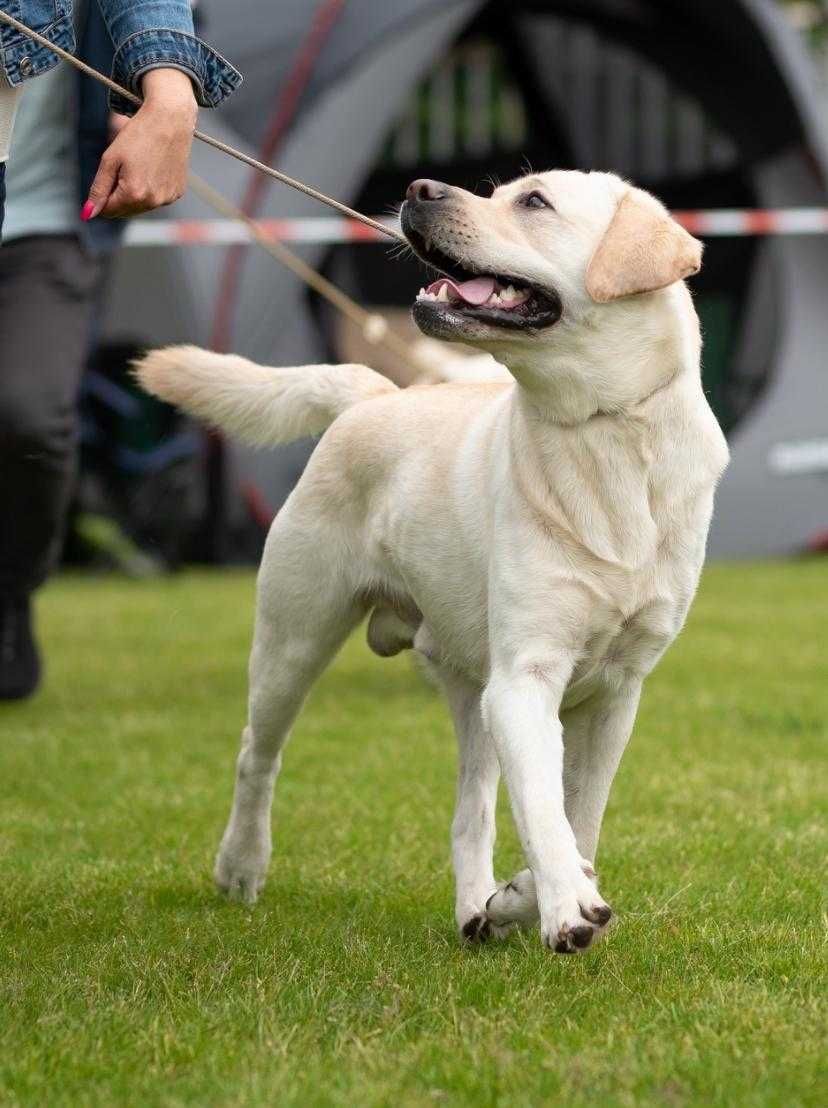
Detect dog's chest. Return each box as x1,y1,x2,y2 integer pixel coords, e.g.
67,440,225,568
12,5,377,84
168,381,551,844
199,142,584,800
564,580,688,705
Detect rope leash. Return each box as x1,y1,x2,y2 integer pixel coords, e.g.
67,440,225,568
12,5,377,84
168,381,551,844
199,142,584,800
0,9,433,377
0,9,405,242
187,173,428,375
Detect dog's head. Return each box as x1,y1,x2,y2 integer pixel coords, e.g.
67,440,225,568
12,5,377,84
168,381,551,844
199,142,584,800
401,170,702,351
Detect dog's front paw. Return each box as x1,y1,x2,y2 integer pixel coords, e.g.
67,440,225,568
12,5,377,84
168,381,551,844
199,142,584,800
485,871,540,928
543,903,612,954
485,866,613,953
214,825,271,905
540,872,613,954
459,912,512,945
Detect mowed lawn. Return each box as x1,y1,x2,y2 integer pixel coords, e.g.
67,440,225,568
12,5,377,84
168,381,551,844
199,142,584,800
0,563,826,1107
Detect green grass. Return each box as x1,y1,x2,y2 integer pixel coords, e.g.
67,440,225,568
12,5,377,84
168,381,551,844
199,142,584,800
1,563,826,1107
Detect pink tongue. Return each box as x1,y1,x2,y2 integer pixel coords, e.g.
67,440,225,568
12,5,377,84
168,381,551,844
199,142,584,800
428,276,496,306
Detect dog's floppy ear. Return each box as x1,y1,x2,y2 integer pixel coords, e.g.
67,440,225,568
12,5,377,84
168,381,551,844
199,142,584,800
585,187,702,303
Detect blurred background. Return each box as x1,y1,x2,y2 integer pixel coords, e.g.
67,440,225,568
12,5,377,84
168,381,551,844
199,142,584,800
56,1,828,571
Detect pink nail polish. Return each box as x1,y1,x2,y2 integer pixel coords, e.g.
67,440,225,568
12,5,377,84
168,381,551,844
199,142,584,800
80,200,96,222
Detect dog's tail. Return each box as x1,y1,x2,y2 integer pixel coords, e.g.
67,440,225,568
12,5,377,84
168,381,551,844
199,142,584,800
134,344,398,448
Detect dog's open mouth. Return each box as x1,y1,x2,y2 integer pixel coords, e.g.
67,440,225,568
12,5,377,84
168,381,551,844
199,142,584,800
404,225,562,331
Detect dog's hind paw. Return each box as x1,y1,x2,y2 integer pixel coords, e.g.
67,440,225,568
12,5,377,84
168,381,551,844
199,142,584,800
214,830,270,906
215,867,263,905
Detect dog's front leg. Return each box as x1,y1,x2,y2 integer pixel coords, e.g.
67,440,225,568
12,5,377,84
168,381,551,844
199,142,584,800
482,663,611,953
485,683,640,938
564,680,642,864
432,666,505,943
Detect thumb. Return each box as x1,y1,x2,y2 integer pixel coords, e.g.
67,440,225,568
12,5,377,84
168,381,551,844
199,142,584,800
82,151,120,221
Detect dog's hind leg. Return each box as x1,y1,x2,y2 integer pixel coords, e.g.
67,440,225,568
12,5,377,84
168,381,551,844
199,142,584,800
430,665,505,943
214,511,364,905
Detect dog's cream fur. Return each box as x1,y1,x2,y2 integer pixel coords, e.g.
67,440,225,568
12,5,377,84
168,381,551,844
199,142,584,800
137,170,729,953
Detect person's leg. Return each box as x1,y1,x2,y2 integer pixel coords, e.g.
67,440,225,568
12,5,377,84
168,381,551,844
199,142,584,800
0,235,104,699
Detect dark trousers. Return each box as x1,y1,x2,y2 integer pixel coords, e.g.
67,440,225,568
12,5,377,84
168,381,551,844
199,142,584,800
0,234,105,594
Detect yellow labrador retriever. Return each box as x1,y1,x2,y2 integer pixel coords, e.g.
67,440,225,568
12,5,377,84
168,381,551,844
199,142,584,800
137,170,729,953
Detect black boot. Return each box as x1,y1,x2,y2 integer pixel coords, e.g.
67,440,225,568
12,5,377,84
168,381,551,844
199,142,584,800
0,594,41,700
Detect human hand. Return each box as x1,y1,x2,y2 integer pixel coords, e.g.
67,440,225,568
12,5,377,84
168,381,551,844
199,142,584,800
82,69,198,220
107,110,129,141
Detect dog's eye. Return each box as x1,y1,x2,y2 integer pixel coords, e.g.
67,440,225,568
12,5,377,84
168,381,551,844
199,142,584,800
519,191,552,211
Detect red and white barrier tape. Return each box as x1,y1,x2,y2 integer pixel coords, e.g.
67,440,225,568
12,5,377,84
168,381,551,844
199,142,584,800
122,208,828,247
124,216,397,246
674,208,828,236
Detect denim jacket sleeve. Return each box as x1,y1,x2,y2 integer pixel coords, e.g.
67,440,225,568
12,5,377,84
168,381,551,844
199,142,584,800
96,0,242,113
0,1,241,111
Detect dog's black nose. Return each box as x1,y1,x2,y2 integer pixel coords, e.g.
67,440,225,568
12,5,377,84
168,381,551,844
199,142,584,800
406,178,449,202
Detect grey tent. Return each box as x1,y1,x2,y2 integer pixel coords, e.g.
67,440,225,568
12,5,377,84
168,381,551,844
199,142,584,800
102,0,828,557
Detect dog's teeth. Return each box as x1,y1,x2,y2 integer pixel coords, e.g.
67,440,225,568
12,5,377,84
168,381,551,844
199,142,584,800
419,287,426,297
503,285,517,302
436,284,449,302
